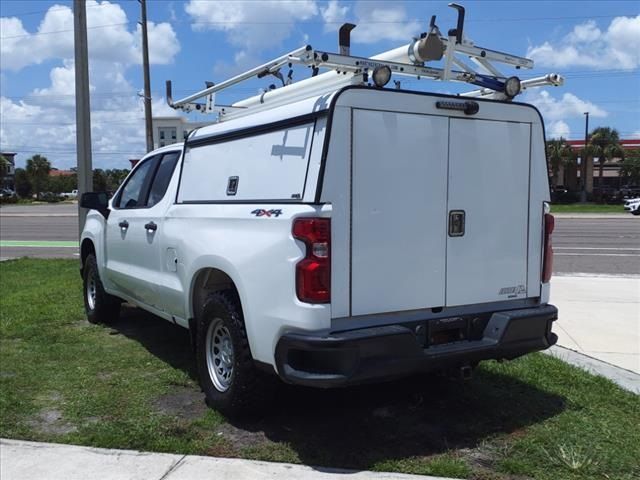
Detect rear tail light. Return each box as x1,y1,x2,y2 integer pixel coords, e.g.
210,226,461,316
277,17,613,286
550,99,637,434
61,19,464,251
542,212,554,283
293,218,331,303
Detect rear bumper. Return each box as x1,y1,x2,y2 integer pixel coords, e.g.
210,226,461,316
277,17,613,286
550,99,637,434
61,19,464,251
275,304,558,387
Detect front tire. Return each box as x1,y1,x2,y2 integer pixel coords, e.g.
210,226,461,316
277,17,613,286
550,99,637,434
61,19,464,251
83,253,121,324
196,290,275,418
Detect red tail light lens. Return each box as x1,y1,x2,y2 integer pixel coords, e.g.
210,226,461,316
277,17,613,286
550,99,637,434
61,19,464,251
542,213,554,283
293,218,330,303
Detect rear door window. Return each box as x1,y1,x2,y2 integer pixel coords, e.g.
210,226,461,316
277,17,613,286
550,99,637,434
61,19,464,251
147,152,180,207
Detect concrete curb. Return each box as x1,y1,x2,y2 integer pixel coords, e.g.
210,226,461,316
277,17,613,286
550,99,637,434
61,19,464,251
0,439,455,480
544,345,640,394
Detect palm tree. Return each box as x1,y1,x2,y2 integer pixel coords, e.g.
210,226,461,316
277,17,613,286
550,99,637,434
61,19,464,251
25,154,51,200
589,127,624,187
546,138,573,187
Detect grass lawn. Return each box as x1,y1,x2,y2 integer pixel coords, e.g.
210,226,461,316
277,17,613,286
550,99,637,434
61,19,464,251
550,204,626,214
1,259,639,479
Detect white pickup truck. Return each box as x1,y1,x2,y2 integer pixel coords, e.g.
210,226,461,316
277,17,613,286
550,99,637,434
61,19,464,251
80,86,558,416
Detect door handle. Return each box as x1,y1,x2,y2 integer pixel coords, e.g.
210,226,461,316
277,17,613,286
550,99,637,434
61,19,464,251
118,220,129,230
144,221,157,232
448,210,465,237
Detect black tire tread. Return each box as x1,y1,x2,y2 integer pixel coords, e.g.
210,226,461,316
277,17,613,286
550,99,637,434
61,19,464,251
196,290,275,418
83,253,121,324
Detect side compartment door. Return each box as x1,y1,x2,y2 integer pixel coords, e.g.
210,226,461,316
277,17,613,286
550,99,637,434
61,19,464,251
350,109,449,316
446,118,531,306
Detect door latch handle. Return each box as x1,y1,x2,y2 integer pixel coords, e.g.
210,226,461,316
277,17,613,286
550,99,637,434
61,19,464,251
448,210,465,237
118,220,129,230
144,221,158,232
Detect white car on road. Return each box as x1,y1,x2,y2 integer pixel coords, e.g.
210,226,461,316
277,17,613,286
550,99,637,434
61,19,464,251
624,197,640,215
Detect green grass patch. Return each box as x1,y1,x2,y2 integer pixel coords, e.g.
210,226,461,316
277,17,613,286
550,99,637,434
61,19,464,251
550,203,625,214
1,259,639,479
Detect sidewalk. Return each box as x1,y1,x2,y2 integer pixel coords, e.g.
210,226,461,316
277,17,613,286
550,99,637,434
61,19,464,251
0,439,452,480
549,274,640,391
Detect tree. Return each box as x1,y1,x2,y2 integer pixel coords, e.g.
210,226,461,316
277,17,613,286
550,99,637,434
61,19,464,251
589,127,624,187
620,150,640,185
93,169,108,191
546,138,574,187
14,168,32,198
0,155,9,185
25,154,51,200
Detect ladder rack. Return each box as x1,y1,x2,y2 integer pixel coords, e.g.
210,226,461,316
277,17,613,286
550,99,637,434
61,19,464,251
166,3,564,122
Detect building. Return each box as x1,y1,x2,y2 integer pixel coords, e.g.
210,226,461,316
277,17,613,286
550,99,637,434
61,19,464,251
49,168,75,177
565,138,640,190
152,117,210,150
0,152,16,190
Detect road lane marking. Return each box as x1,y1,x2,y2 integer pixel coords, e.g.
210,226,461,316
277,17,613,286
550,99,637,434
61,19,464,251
555,247,640,251
0,240,78,248
555,253,640,257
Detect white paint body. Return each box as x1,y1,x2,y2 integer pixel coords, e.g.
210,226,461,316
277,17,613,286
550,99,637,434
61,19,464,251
81,88,552,370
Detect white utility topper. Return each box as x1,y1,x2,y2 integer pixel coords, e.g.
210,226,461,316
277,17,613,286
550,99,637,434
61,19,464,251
81,4,560,416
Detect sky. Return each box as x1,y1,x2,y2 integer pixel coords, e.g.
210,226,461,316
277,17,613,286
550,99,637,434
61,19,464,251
1,0,639,170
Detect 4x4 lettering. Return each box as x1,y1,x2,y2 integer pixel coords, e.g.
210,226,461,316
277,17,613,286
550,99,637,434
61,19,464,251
251,209,283,218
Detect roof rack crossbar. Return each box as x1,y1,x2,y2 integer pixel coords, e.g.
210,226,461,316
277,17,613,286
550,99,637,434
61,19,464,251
166,4,563,121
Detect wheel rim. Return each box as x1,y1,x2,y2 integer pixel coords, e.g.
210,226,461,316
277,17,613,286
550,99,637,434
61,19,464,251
86,274,97,311
206,318,234,392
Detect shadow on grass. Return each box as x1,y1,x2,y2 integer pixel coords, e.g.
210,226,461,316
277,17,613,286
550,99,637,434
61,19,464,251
111,305,566,470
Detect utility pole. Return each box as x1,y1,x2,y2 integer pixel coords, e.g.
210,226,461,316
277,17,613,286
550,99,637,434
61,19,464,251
139,0,154,152
74,0,92,238
581,111,590,202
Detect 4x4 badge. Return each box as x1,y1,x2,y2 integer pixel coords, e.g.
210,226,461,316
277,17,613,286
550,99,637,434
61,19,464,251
251,209,283,218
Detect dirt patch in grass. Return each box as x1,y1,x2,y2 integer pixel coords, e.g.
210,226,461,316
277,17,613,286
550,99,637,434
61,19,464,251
152,386,208,422
26,409,77,436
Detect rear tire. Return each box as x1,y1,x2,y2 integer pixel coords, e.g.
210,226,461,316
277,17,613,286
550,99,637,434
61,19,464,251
83,253,121,324
196,290,276,418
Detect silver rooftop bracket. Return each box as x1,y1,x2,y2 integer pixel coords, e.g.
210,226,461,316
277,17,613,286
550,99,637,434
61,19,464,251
166,3,564,122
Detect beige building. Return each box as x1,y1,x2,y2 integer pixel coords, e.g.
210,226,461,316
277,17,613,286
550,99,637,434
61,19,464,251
152,117,210,150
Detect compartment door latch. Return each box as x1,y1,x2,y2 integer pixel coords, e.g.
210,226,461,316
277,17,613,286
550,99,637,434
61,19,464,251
449,210,466,237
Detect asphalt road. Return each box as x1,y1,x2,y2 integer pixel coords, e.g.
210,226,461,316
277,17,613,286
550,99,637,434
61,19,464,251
554,216,640,276
1,204,639,274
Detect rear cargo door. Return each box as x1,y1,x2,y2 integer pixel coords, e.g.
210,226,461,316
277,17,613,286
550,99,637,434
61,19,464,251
350,109,448,316
446,118,531,306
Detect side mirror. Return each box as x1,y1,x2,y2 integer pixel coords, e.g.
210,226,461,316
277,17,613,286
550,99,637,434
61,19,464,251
80,192,109,217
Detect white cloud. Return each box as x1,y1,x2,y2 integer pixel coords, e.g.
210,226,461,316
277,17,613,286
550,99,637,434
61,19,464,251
0,2,182,169
320,0,349,32
548,120,570,139
185,0,317,53
523,90,607,122
351,2,421,44
630,130,640,139
527,15,640,69
0,1,180,71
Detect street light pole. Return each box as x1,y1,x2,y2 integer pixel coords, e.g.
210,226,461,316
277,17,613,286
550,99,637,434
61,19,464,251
139,0,154,153
74,0,93,238
581,111,590,203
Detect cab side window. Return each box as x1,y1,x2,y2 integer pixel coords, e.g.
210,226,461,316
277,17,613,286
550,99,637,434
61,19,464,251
115,158,154,209
147,152,180,207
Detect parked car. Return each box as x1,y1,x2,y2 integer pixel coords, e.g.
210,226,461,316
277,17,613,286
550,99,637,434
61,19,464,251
80,86,558,416
623,197,640,215
62,189,78,199
0,188,16,198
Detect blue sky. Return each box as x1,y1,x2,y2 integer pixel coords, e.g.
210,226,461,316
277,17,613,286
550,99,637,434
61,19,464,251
1,0,639,169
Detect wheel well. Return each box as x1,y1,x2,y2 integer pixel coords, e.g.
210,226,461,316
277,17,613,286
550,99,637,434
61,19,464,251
191,268,239,322
80,239,95,267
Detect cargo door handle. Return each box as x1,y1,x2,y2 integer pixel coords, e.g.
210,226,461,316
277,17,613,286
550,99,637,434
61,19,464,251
118,220,129,230
448,210,465,237
144,221,157,232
